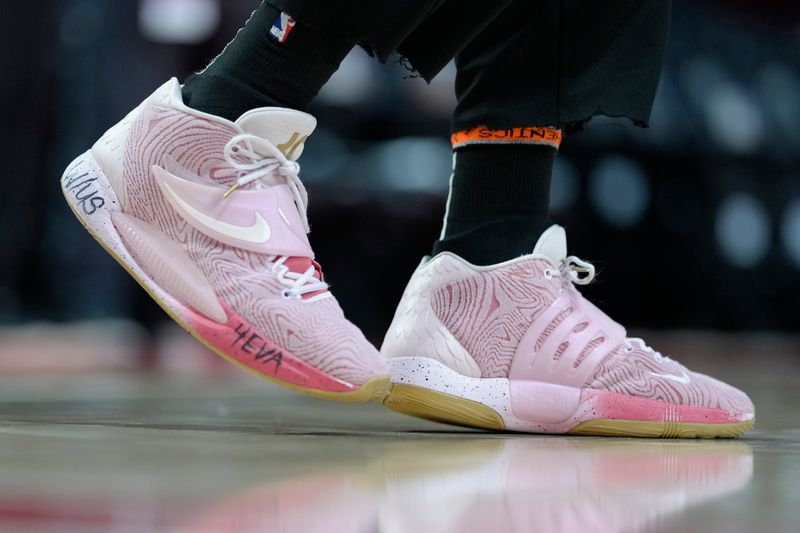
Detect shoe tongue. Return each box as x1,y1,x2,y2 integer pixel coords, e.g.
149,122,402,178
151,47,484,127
533,225,568,263
283,257,321,280
235,107,316,161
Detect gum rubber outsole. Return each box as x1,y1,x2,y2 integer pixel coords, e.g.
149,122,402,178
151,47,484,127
382,382,755,438
568,418,754,439
383,383,505,431
62,190,390,404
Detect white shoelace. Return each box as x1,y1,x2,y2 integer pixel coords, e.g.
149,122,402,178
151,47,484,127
269,256,330,301
544,255,596,285
221,133,309,232
546,256,669,363
220,134,330,301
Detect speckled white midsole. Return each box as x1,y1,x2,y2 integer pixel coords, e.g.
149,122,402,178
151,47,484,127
386,356,579,432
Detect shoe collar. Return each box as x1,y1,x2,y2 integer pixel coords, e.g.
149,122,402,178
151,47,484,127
151,78,316,160
422,224,568,272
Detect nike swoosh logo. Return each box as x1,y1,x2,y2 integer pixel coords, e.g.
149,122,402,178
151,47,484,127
647,370,691,384
157,170,272,244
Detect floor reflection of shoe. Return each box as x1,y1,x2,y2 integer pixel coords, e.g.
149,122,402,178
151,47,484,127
376,438,753,533
172,437,752,533
177,474,378,533
61,79,388,401
381,225,754,436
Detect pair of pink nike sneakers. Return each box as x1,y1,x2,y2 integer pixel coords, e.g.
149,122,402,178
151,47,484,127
62,80,754,438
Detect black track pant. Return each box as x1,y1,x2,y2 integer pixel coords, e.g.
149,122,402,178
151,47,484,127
270,0,671,131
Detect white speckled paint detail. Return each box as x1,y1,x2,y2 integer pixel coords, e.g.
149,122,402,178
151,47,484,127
387,356,525,426
61,151,189,321
388,356,606,433
388,356,750,433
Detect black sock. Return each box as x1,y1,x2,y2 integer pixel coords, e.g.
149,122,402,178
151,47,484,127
182,1,354,121
433,144,557,265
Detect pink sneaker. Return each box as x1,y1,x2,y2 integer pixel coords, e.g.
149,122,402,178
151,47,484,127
381,225,755,437
61,79,388,401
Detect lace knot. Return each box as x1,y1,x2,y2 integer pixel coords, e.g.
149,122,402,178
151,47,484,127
221,133,310,232
278,160,300,177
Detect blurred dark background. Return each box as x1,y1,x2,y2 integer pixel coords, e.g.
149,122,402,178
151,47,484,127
1,0,799,361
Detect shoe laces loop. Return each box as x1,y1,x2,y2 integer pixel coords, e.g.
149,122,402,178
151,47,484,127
221,133,309,233
553,255,596,285
269,256,330,301
623,337,671,363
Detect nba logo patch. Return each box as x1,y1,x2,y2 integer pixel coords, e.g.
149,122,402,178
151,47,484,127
269,12,296,43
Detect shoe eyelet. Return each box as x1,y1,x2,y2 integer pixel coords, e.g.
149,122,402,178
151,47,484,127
281,289,293,299
544,269,553,279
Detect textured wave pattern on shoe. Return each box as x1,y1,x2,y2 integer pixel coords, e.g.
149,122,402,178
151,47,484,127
196,245,387,386
125,106,234,243
431,260,559,378
188,304,357,392
589,347,753,419
381,257,482,378
122,104,387,386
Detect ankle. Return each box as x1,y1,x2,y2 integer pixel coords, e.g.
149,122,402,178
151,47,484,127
435,138,559,266
182,2,354,121
433,216,554,265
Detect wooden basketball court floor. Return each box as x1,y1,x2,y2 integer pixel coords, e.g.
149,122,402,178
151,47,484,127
0,330,798,532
